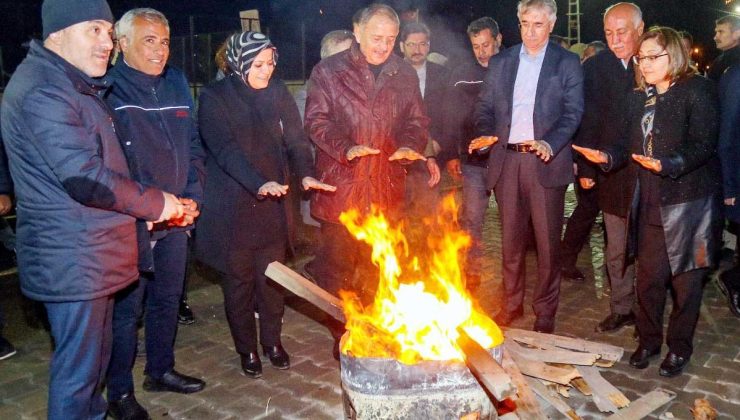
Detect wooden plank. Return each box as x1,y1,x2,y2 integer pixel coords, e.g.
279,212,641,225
606,388,676,420
501,351,546,420
504,341,581,385
457,328,517,401
570,377,592,396
505,328,624,363
504,337,599,365
576,366,629,413
264,261,346,323
527,377,581,420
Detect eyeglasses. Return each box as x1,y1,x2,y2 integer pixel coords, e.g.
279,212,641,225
632,52,668,65
404,41,430,49
518,22,548,31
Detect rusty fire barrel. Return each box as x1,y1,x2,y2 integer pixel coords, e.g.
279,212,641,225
340,341,503,420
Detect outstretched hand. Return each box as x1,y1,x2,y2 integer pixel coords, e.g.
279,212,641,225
388,147,426,162
572,145,608,164
258,181,289,197
632,154,662,173
468,136,498,154
346,145,380,161
302,176,337,192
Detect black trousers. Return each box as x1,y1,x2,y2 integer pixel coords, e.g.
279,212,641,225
636,220,706,358
560,182,600,270
305,221,376,338
493,152,567,319
220,243,286,355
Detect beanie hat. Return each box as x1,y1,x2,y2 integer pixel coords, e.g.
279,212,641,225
42,0,114,39
226,32,277,80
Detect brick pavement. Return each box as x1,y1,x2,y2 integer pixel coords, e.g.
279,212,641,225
1,189,739,419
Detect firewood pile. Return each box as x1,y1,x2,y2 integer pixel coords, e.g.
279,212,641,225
496,328,676,419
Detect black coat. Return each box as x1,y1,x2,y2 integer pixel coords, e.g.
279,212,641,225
718,66,740,222
195,74,314,273
604,75,722,274
575,50,636,217
439,60,488,166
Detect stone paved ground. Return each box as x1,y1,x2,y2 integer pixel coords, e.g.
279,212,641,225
1,187,739,419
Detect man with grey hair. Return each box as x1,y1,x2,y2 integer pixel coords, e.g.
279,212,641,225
472,0,583,333
104,8,206,418
321,29,355,60
438,16,502,291
304,3,427,359
1,0,185,417
571,2,644,335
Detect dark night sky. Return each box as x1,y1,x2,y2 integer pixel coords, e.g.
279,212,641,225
0,0,735,77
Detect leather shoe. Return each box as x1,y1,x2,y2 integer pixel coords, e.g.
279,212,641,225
143,370,205,394
561,267,585,283
240,352,263,378
107,393,150,420
629,345,660,369
177,299,195,325
533,317,555,334
495,306,524,326
659,352,689,377
263,345,290,369
718,272,740,317
595,312,635,333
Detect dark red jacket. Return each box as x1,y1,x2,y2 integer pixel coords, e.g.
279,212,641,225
305,43,428,223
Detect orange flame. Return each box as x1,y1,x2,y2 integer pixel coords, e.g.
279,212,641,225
338,195,503,364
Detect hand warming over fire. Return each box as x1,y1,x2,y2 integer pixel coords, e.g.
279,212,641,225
346,145,380,161
572,144,609,164
426,158,440,187
468,136,498,154
301,176,337,192
258,181,289,197
388,147,426,162
522,140,553,162
632,154,662,173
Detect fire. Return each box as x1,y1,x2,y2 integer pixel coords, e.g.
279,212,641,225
338,195,503,364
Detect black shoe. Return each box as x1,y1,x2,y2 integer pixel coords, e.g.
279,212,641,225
561,267,585,283
495,306,524,326
143,370,205,394
0,336,17,360
718,273,740,317
629,345,660,369
262,345,290,369
240,352,263,378
659,352,689,377
533,317,555,334
595,312,635,333
177,300,195,325
107,393,150,420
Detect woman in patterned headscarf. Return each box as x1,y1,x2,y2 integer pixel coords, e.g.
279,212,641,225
195,32,335,379
574,26,721,378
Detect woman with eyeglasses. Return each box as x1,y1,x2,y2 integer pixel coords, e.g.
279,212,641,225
573,26,721,377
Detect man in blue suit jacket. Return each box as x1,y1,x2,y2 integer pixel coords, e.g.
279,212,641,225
472,0,584,333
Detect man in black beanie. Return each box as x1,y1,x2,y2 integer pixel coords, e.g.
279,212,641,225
1,0,185,418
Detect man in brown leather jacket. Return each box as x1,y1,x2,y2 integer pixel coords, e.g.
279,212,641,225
304,3,428,358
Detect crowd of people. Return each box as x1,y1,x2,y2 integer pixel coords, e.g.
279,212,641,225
0,0,738,418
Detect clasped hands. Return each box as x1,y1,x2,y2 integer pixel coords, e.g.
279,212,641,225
571,145,662,173
257,177,337,198
468,136,553,162
346,145,426,162
150,193,199,230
